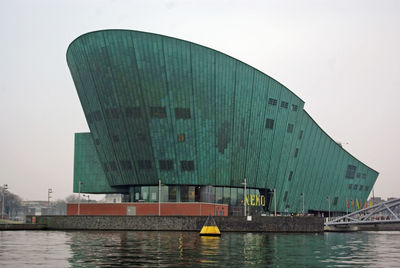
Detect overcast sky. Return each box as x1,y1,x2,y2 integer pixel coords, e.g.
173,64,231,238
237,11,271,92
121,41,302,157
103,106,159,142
1,0,399,201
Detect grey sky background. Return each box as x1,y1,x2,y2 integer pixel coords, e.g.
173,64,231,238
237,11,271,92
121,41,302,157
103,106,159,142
0,0,399,201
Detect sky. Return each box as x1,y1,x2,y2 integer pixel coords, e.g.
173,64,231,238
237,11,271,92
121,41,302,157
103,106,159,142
0,0,399,201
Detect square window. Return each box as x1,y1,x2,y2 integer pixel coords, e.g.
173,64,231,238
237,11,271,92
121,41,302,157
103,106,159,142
294,148,299,158
159,160,173,170
109,161,117,171
112,135,119,142
281,101,288,108
353,184,358,190
120,160,132,170
298,130,303,140
356,173,361,178
181,160,194,171
362,173,366,179
265,118,274,129
291,104,298,111
93,111,102,121
150,107,167,118
365,186,369,191
359,185,364,191
178,134,185,142
125,107,142,118
106,108,120,119
268,98,277,106
287,123,294,133
175,108,191,119
348,184,352,189
288,171,293,181
346,165,357,179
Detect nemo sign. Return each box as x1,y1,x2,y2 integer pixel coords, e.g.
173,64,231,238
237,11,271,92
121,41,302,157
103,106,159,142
245,195,266,206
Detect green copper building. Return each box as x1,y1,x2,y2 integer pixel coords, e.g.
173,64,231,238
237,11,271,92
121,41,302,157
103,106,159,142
68,29,378,215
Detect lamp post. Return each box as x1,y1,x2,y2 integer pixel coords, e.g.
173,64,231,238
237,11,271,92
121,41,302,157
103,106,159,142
301,192,305,216
242,178,247,217
78,181,82,216
83,194,90,203
158,180,161,216
273,189,277,216
48,188,53,215
327,196,331,221
1,184,8,220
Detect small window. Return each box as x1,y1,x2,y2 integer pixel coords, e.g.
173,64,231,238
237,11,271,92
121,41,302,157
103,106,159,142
281,101,288,109
120,160,132,170
365,186,369,191
362,173,366,179
283,191,288,202
175,108,191,119
138,160,152,170
353,184,358,190
181,160,194,171
150,107,167,118
109,161,117,171
294,148,299,158
356,173,361,178
159,160,173,170
178,134,185,142
346,165,357,179
112,135,119,142
287,123,294,133
265,118,274,129
103,163,108,172
268,98,277,106
359,185,364,191
298,130,303,140
333,197,338,206
125,107,142,118
348,184,352,189
288,171,293,181
291,104,298,111
106,108,120,119
86,113,93,124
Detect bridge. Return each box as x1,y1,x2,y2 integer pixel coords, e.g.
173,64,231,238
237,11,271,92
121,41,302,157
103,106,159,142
325,198,400,229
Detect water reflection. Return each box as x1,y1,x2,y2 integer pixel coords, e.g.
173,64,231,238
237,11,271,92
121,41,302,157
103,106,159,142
1,231,400,267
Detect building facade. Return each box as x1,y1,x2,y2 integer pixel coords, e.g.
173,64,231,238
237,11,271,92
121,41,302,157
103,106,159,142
68,29,378,216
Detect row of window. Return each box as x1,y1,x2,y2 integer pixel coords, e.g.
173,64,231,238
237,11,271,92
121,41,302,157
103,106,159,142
86,107,191,123
348,184,369,191
268,98,299,111
283,191,340,207
346,165,367,179
103,160,195,172
265,119,304,141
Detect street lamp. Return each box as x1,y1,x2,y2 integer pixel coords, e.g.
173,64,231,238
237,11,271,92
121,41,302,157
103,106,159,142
78,181,83,216
241,178,247,217
301,192,305,216
1,184,8,220
327,196,331,221
48,188,53,208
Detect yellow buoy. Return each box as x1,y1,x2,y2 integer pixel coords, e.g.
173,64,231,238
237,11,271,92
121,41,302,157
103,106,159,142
200,216,221,236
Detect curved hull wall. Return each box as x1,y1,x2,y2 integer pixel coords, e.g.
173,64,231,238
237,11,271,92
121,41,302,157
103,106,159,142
67,30,378,212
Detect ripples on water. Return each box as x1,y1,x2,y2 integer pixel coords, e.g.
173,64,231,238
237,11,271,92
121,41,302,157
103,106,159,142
1,230,400,267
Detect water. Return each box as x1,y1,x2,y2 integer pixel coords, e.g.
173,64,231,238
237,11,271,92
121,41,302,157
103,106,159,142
1,231,400,267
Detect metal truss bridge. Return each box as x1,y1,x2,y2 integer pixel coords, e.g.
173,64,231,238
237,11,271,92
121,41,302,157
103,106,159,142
325,198,400,226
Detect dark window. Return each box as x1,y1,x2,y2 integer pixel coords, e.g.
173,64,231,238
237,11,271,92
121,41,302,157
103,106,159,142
112,135,119,142
281,101,288,108
94,139,100,145
348,184,353,189
287,123,294,133
294,148,299,158
298,130,303,140
93,111,102,121
365,186,369,191
291,104,298,111
265,118,274,129
333,197,338,206
125,107,142,118
359,185,364,191
268,98,277,106
109,161,117,171
283,191,288,202
150,107,167,118
356,173,361,178
86,113,93,124
175,108,191,119
106,108,120,119
159,160,173,170
353,184,358,190
181,160,195,171
346,165,357,179
103,163,108,172
362,173,366,179
178,134,185,142
138,160,152,170
120,160,132,170
288,171,293,181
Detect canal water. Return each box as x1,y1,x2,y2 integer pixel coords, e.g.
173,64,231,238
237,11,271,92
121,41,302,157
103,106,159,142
1,231,400,267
